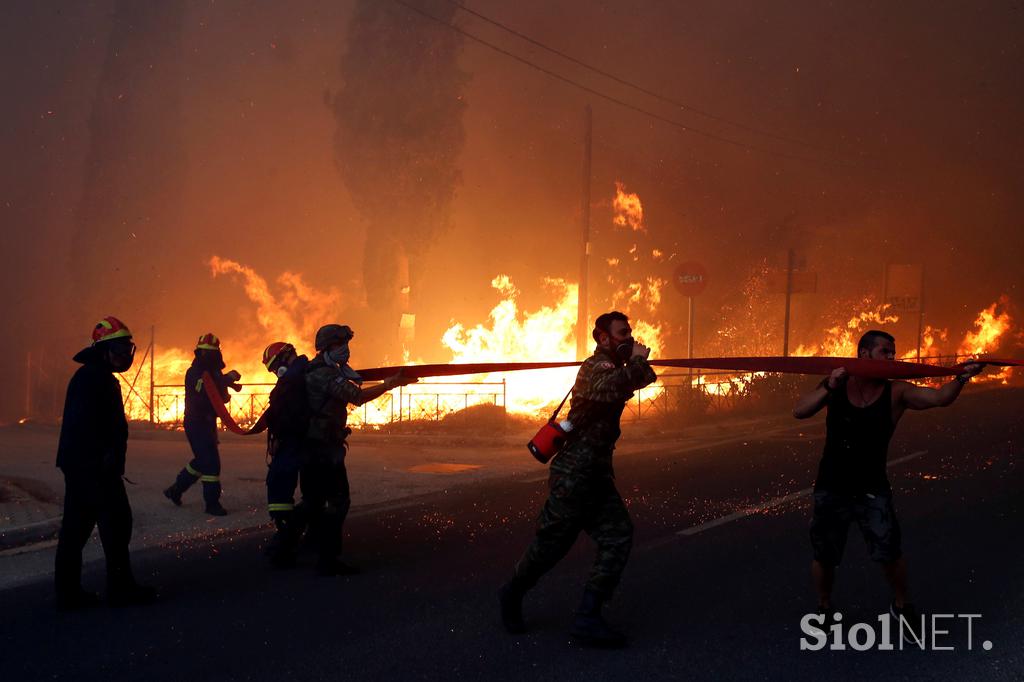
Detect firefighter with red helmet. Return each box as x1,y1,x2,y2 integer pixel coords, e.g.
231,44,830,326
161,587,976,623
163,333,242,516
54,317,157,609
261,341,311,568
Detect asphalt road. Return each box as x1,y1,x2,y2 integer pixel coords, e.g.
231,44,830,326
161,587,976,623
2,388,1022,681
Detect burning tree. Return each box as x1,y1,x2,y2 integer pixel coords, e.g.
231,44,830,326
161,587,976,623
332,0,467,361
70,0,187,332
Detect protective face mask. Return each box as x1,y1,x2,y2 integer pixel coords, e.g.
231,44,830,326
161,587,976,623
275,365,288,379
614,339,635,362
328,345,351,367
108,343,136,373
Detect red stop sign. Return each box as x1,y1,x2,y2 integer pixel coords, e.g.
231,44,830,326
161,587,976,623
673,262,708,296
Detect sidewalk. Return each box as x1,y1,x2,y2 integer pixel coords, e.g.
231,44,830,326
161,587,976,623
0,476,62,549
0,412,802,590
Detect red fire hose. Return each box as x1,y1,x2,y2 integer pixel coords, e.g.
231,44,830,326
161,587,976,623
202,356,1020,436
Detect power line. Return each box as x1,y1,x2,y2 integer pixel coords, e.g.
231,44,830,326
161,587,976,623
443,0,829,153
391,0,863,170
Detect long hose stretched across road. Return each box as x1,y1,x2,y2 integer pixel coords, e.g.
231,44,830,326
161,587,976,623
203,356,1020,436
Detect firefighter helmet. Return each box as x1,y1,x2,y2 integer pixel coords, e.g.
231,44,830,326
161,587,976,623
92,316,132,344
262,341,295,371
196,333,221,351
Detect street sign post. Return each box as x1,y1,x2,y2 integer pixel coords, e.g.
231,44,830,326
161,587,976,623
673,262,708,363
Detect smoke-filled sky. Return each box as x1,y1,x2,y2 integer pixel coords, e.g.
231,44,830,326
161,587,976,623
1,0,1022,420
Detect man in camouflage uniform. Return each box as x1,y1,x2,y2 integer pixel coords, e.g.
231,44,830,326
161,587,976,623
500,311,657,647
304,324,416,576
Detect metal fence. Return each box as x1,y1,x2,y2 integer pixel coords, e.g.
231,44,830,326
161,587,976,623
144,380,507,430
623,372,757,420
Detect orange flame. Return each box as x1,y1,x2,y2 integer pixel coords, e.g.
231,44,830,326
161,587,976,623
792,301,899,357
440,274,665,415
957,296,1012,357
612,181,644,232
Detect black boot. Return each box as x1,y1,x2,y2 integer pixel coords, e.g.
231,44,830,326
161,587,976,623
163,484,183,506
570,589,627,648
498,581,528,634
202,480,225,516
267,518,301,569
205,501,228,516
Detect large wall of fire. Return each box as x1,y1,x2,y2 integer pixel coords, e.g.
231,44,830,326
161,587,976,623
2,1,1021,422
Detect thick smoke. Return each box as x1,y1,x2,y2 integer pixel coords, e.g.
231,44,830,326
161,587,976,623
70,0,187,332
333,0,466,360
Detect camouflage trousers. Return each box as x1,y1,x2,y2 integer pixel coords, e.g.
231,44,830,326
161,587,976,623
512,472,633,598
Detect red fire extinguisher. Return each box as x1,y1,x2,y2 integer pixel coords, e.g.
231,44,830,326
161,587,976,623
527,387,574,464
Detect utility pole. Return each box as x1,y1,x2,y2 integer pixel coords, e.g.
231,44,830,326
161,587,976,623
687,295,694,384
25,352,32,419
916,267,925,362
687,296,694,361
782,248,795,357
576,105,593,361
149,326,156,423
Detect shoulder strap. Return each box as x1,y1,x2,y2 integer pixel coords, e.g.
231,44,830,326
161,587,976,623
549,386,573,422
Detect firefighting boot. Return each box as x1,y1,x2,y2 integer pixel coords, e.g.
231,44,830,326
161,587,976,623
315,505,357,575
570,589,627,648
202,480,226,515
498,581,528,634
163,484,183,506
205,501,228,516
267,518,300,569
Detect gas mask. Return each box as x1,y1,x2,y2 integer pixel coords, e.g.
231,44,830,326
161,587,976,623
614,338,635,363
106,340,136,373
275,365,288,379
196,349,226,371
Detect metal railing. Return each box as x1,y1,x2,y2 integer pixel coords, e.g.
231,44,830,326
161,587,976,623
143,380,507,429
623,372,756,420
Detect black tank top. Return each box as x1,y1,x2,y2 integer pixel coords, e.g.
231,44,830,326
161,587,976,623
814,381,894,494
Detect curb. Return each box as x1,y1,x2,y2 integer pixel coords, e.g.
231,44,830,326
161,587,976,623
0,517,61,551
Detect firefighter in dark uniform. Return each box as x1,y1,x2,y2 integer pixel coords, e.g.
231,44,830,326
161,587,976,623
54,316,157,610
261,341,310,568
304,324,416,575
500,311,656,647
163,333,241,516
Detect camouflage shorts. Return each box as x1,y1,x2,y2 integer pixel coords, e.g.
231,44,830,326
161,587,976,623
810,490,902,565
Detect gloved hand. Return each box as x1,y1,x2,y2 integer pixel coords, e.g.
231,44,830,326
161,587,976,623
225,369,243,392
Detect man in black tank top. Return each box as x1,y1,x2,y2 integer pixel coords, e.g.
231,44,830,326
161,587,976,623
793,330,982,637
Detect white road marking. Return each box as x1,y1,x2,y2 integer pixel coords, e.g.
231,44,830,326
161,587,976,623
675,450,929,537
